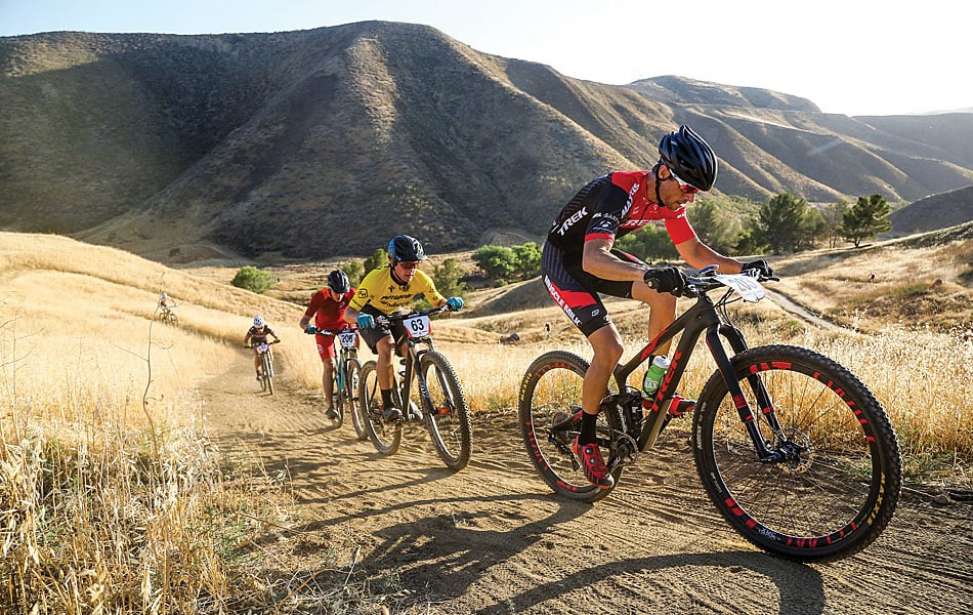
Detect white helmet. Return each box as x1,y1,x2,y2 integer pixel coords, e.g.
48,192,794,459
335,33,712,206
253,315,265,327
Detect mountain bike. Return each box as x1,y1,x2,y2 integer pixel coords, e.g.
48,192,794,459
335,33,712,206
247,339,280,395
519,269,901,562
358,306,472,471
307,326,365,436
159,305,178,326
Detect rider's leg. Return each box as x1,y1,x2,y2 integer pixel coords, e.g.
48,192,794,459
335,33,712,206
631,279,677,356
375,335,401,420
580,324,624,445
253,350,261,376
322,355,335,409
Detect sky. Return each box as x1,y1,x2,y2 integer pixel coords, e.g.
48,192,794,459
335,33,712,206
2,0,971,116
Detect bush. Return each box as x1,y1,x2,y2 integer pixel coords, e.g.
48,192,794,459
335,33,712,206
231,266,274,294
340,260,365,286
363,248,388,273
473,242,541,285
842,194,892,247
432,258,467,298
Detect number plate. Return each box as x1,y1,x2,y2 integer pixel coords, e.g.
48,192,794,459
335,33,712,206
714,274,766,303
338,331,357,349
257,343,270,353
403,315,431,339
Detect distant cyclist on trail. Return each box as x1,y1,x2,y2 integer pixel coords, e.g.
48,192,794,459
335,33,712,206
542,124,773,489
245,315,280,380
299,270,357,420
344,235,464,422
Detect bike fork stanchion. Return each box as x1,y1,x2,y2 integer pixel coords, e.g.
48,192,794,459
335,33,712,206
705,326,771,458
720,325,785,437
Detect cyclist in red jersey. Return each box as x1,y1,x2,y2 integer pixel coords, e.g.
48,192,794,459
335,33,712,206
299,270,356,420
543,125,773,489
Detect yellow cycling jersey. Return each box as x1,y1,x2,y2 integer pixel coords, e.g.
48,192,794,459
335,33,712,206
349,267,445,315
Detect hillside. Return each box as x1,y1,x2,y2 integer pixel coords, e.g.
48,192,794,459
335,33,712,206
891,185,973,234
3,22,973,259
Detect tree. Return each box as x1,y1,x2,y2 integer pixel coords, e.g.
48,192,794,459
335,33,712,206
432,258,467,298
363,247,387,273
473,245,518,284
340,260,365,286
750,192,818,254
512,242,541,279
231,266,274,294
614,224,679,262
821,200,849,249
841,194,892,247
690,198,744,254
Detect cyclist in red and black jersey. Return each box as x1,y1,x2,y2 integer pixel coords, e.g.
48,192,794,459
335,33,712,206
244,315,280,380
543,125,773,489
299,270,357,420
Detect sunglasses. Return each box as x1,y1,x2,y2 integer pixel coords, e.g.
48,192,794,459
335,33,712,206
397,261,420,270
668,170,699,195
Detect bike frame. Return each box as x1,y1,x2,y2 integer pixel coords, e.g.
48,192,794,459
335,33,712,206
327,329,359,397
612,289,785,459
383,307,450,415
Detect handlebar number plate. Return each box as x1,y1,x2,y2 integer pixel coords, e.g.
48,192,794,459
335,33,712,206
403,315,431,339
714,274,766,303
257,343,270,353
338,331,357,349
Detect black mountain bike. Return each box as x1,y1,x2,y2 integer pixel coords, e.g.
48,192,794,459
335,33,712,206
247,339,280,395
358,306,472,471
520,270,901,562
307,327,364,435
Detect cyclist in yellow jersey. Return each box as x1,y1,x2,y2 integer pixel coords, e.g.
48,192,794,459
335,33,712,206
345,235,464,421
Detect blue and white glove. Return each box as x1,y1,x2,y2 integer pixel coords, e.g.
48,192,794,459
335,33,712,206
446,296,464,312
357,313,376,330
305,325,318,335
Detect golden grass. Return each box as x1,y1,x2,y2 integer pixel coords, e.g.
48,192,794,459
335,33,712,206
0,233,359,614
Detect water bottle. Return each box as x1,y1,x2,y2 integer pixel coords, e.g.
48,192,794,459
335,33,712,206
642,355,671,396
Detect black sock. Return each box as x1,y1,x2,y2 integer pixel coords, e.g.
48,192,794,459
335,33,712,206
579,411,598,446
381,388,393,409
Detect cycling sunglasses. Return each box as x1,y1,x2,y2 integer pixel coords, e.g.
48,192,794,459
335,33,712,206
668,170,699,195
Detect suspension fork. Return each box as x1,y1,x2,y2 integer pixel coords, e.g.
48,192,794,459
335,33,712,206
719,325,786,437
705,326,771,458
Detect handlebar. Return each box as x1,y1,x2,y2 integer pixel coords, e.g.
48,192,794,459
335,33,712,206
381,305,449,323
245,339,280,348
305,326,359,336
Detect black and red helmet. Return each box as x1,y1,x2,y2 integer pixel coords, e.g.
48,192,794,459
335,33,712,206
658,125,719,191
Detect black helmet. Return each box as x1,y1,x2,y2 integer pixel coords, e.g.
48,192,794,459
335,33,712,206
387,235,425,265
327,269,350,293
658,125,718,191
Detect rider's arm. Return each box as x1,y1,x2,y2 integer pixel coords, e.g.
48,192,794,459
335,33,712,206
582,238,647,282
299,291,320,329
675,238,743,273
415,270,447,307
244,330,252,346
344,306,360,326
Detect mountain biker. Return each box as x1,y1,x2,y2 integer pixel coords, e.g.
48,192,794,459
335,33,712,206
543,124,773,489
158,291,174,312
299,269,357,419
344,235,465,422
244,315,281,380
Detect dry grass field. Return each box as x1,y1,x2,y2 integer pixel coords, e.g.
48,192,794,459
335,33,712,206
3,231,972,613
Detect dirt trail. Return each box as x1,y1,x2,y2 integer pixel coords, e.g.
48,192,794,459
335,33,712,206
203,351,972,614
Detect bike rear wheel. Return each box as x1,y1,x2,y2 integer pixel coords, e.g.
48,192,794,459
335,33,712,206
420,351,472,471
346,357,367,440
519,351,624,502
358,361,401,455
693,344,901,562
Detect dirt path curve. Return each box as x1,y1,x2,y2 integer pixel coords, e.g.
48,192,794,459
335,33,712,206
765,289,845,333
202,351,972,614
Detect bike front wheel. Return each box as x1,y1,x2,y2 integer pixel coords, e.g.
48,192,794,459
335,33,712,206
346,357,368,440
420,351,472,471
693,344,901,562
263,353,275,396
358,361,401,455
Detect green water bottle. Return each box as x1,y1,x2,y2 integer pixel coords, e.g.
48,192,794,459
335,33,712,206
642,355,671,396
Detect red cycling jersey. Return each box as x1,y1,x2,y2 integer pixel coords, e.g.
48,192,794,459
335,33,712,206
303,288,356,330
546,171,696,254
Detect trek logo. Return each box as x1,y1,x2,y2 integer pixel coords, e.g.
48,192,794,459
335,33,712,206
556,207,588,236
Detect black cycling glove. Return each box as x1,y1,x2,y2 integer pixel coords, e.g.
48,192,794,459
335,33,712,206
643,266,687,295
742,259,774,278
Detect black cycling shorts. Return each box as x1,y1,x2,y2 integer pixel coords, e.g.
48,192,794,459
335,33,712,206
541,241,644,337
358,305,408,353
